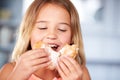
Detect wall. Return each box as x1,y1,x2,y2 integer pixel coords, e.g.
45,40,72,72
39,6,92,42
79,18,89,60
0,0,120,80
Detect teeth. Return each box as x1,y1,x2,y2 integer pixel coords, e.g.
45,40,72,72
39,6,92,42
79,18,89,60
48,44,58,51
48,44,58,48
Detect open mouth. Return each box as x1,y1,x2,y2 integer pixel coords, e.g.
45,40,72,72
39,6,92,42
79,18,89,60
48,44,59,51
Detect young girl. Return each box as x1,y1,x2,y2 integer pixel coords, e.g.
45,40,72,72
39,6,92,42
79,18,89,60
0,0,91,80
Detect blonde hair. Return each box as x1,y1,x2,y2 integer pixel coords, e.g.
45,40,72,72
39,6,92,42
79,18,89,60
12,0,86,65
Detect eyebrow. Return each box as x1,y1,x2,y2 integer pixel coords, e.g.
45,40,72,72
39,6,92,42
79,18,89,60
36,21,47,23
59,22,70,26
36,21,70,26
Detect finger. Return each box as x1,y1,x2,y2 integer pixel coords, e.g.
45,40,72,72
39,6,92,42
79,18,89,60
56,58,66,78
58,57,71,76
60,56,76,73
31,57,51,66
27,49,49,60
58,56,83,80
33,61,52,70
64,56,82,74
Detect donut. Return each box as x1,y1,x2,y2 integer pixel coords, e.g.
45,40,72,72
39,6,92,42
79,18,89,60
33,41,78,70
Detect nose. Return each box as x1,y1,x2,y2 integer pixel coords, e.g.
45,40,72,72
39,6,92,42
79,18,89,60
46,31,57,40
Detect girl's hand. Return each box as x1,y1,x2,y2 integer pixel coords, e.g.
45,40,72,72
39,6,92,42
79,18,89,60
10,49,51,80
57,56,83,80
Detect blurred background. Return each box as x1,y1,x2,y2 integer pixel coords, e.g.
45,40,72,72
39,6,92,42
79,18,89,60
0,0,120,80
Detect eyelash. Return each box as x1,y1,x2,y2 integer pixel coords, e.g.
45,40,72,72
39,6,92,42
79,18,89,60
38,27,47,30
58,29,67,32
37,27,67,32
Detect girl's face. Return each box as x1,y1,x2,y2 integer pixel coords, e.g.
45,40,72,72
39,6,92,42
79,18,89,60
30,4,71,51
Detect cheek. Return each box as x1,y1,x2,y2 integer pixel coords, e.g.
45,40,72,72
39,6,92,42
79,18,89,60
30,33,37,49
60,33,71,44
30,30,43,49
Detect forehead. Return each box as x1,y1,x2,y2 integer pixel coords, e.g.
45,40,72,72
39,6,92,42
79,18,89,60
36,3,70,22
39,3,68,13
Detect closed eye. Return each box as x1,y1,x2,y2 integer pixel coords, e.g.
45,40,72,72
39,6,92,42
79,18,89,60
38,27,47,30
58,29,67,32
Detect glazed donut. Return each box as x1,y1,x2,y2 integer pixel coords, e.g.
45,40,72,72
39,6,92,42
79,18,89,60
33,41,78,70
